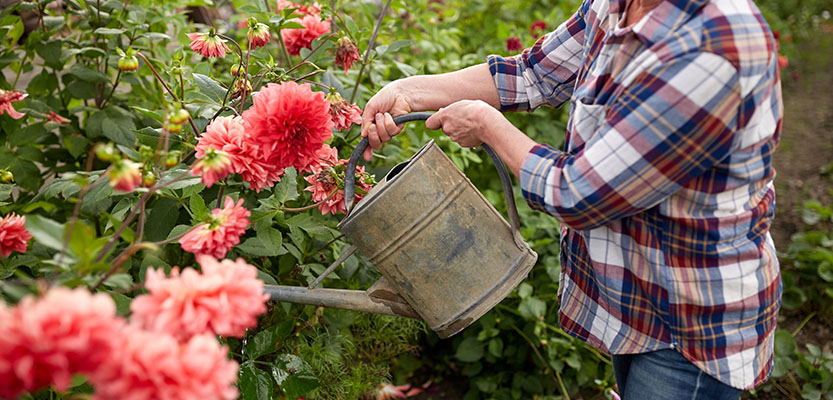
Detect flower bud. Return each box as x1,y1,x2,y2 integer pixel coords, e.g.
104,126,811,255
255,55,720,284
139,145,154,161
109,159,143,192
247,20,271,49
95,143,118,162
118,55,139,71
230,64,243,76
170,109,190,125
231,78,252,100
166,150,181,168
0,169,14,183
142,170,156,187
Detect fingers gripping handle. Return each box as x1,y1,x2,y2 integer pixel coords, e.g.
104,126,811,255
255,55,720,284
344,112,521,237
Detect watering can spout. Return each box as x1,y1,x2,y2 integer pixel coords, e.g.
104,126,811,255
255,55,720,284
263,278,420,319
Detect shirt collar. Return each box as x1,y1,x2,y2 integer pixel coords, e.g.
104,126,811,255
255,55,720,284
610,0,709,44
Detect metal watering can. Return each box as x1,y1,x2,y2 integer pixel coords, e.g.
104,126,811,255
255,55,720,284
263,112,538,338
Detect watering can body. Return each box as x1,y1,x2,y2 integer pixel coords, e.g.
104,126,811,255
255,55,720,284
264,113,537,339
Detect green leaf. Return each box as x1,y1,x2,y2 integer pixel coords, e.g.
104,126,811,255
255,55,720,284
516,282,532,299
86,107,137,146
193,73,227,104
189,194,210,221
775,330,797,357
69,63,111,83
518,297,546,320
456,336,484,362
273,354,319,399
9,123,47,147
144,198,180,242
25,215,65,252
488,338,504,357
237,237,287,257
109,293,132,316
94,27,125,35
818,261,833,282
0,150,42,192
268,167,298,206
239,361,274,400
802,383,822,400
246,321,294,359
68,221,107,267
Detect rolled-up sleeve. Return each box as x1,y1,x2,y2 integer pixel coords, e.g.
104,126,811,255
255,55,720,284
520,52,741,231
487,0,589,111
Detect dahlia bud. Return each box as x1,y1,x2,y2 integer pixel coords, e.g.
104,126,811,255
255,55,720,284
0,169,14,184
139,145,154,161
191,147,233,188
109,159,143,192
187,28,230,58
166,123,183,134
230,64,243,76
165,151,181,168
95,143,118,162
325,91,362,131
247,18,271,49
170,109,190,125
231,78,252,100
118,55,139,71
142,170,156,187
334,36,360,75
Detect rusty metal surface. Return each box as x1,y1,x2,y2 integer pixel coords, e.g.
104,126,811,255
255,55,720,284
339,140,538,338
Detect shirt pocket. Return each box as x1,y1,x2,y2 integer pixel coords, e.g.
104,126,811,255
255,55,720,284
567,99,606,152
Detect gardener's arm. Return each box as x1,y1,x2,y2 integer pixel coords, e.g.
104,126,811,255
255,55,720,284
429,52,742,231
361,0,590,160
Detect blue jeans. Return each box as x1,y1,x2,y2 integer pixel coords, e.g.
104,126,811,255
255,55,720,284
612,349,742,400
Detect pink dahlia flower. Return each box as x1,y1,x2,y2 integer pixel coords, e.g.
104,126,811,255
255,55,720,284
187,30,230,58
108,159,143,192
0,288,125,399
179,196,250,258
0,89,27,120
276,0,322,16
242,81,333,171
506,36,522,53
0,212,32,257
282,15,331,56
130,255,268,340
91,328,238,400
326,91,362,132
304,154,373,215
301,143,338,174
191,147,233,188
248,21,271,49
334,36,360,75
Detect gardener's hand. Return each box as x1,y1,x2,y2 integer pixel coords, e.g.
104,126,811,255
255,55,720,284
361,81,413,161
425,100,501,147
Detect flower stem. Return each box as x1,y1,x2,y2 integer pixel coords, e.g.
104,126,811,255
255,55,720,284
349,0,392,103
135,52,200,136
100,69,122,109
275,29,293,66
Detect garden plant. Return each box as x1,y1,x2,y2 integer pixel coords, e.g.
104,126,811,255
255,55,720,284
0,0,830,399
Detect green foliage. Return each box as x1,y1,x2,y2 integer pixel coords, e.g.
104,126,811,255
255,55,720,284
779,199,833,314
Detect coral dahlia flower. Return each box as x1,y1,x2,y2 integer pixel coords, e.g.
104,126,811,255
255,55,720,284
109,159,143,192
179,196,250,258
192,147,233,188
247,19,271,49
0,89,27,120
304,154,373,215
242,81,333,171
282,15,331,56
277,0,322,16
334,36,360,75
187,29,230,58
0,212,31,257
196,116,284,192
0,288,125,399
326,91,362,132
90,328,238,400
130,255,268,341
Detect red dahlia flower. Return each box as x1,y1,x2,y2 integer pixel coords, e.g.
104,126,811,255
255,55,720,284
0,89,27,120
334,36,360,74
303,153,373,215
242,81,333,171
187,29,230,58
179,196,250,258
282,15,331,56
0,213,31,257
529,20,547,38
326,91,362,132
506,36,522,52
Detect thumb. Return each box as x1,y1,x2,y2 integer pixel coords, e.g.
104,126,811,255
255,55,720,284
425,109,443,130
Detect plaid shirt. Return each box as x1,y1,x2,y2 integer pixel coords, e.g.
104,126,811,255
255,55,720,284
488,0,782,390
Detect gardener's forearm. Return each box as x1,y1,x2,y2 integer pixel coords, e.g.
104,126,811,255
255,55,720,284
397,63,501,111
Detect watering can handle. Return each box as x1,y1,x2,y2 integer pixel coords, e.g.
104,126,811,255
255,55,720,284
344,112,522,238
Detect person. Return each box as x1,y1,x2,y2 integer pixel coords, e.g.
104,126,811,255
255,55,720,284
360,0,783,398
